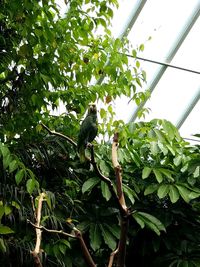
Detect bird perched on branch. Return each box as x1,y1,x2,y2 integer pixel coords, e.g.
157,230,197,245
77,103,98,163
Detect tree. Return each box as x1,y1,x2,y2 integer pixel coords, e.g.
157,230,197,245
1,1,200,267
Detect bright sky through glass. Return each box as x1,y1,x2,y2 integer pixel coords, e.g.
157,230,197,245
110,0,200,140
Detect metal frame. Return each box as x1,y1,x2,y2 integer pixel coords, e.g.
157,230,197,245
176,88,200,129
130,2,200,122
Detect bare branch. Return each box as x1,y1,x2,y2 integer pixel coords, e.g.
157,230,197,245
112,133,127,211
27,219,76,238
111,133,130,267
72,226,97,267
34,192,46,254
28,219,96,267
108,248,119,267
89,145,126,216
41,123,77,147
30,192,46,267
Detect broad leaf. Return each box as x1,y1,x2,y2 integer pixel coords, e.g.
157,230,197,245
142,166,152,179
100,224,117,250
89,223,102,251
144,184,158,195
101,181,111,201
0,225,14,234
157,184,169,199
169,185,179,203
153,169,163,183
82,177,99,194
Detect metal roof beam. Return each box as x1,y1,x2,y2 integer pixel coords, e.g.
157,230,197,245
130,2,200,122
118,0,147,39
176,88,200,129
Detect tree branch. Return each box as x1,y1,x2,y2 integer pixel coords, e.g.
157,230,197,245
89,145,126,216
41,123,77,147
112,133,127,211
111,133,130,267
28,220,96,267
30,192,46,267
27,220,76,238
72,226,97,267
108,248,119,267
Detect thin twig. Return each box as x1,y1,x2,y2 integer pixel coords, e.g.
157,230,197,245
28,220,96,267
27,220,76,239
41,123,77,147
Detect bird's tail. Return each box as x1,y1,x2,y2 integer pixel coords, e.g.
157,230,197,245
79,145,86,163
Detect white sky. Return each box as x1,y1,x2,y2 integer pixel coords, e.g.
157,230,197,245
110,0,200,140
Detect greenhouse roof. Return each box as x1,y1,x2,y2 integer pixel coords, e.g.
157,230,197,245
111,0,200,143
58,0,200,143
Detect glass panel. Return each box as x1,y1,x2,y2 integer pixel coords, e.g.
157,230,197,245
179,100,200,140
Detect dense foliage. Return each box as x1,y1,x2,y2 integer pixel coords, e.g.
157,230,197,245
0,1,200,266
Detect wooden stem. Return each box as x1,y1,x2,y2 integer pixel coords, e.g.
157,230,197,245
74,228,97,267
41,123,77,147
108,248,119,267
28,219,96,267
111,133,130,267
30,192,46,267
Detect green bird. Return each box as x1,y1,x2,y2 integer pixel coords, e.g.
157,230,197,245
77,103,98,163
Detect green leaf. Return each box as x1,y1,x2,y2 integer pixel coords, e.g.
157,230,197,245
26,178,38,194
176,185,191,203
144,184,158,195
138,212,165,232
154,129,166,143
9,160,18,173
153,169,163,183
82,177,99,194
157,184,169,199
159,168,174,181
100,224,117,250
139,44,144,51
142,166,152,179
123,184,136,204
173,155,182,166
15,169,25,185
132,213,145,228
59,243,67,255
162,120,175,140
89,223,102,251
4,205,12,215
100,108,106,119
101,181,111,201
157,141,168,155
193,166,200,178
1,145,9,158
0,225,14,234
0,238,6,253
150,141,159,155
11,201,20,210
0,205,4,220
3,154,12,169
104,224,120,239
59,239,71,248
169,185,179,203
